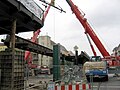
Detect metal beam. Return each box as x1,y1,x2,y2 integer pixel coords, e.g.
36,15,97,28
3,35,53,57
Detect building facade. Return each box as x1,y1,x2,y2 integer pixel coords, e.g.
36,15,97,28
37,35,72,68
38,35,54,68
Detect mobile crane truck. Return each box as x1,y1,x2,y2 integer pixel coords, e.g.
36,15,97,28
83,56,108,81
65,0,120,69
65,0,120,81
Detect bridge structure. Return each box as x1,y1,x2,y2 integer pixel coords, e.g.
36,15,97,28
0,0,44,34
0,0,46,90
0,0,90,90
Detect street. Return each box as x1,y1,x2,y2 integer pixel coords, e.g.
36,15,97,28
91,67,120,90
26,67,120,90
91,75,120,90
27,74,120,90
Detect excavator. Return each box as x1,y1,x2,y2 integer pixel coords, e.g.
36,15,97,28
65,0,120,67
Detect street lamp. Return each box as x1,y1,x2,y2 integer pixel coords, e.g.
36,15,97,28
74,45,78,65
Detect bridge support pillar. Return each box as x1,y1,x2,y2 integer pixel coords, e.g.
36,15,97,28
10,18,17,90
53,44,61,81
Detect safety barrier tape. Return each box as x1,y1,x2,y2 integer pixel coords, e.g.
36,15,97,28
48,83,91,90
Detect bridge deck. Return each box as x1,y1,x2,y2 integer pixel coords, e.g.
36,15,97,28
0,0,44,34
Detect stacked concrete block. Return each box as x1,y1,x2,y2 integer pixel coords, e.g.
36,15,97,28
0,48,24,90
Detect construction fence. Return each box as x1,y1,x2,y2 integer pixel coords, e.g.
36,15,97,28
0,49,24,90
47,64,120,90
48,65,91,90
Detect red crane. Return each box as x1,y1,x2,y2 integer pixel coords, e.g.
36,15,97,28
66,0,120,66
24,0,55,68
24,0,65,69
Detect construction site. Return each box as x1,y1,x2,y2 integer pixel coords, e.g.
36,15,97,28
0,0,120,90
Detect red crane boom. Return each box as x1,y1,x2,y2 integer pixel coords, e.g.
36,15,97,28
24,0,55,68
66,0,120,67
66,0,110,58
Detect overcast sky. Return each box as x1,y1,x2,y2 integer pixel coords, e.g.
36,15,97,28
1,0,120,57
35,0,120,56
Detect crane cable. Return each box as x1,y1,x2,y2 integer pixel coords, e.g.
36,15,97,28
87,19,111,55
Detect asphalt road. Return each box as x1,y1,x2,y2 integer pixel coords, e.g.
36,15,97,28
91,76,120,90
90,67,120,90
27,75,120,90
26,67,120,90
25,75,53,90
